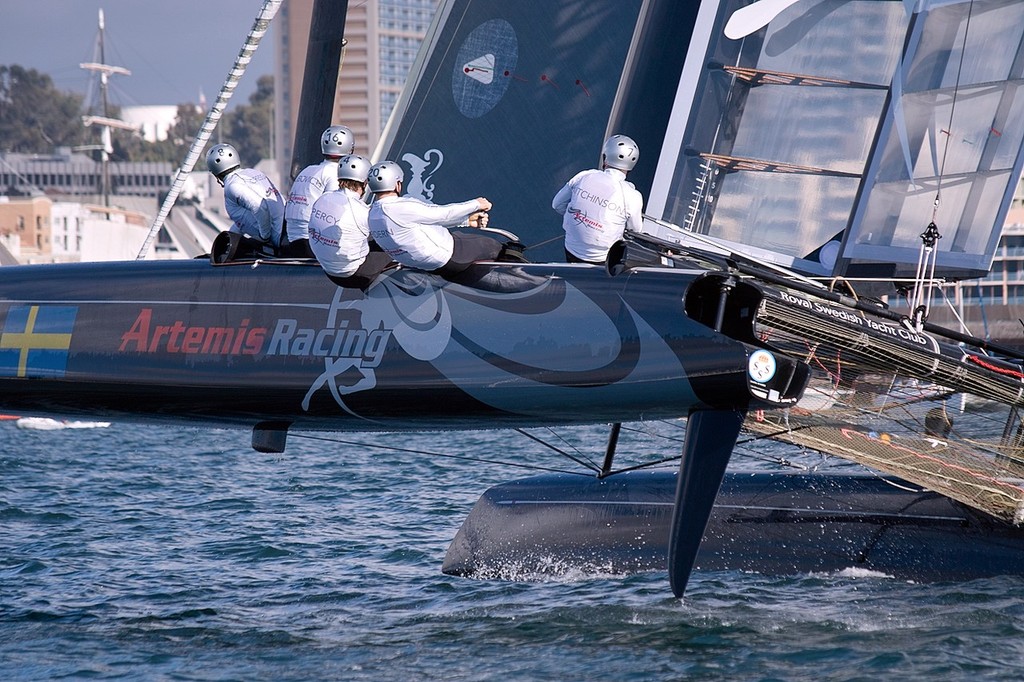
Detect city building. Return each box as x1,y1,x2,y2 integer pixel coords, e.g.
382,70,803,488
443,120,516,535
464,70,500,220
951,177,1024,307
0,194,159,264
272,0,439,188
0,195,51,259
121,105,181,143
0,150,172,199
50,201,154,263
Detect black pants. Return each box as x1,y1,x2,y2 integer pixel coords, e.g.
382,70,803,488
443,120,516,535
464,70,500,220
325,250,395,289
433,232,505,277
281,238,316,259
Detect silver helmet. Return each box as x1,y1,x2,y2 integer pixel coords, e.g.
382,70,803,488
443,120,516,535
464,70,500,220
601,134,639,171
206,143,241,177
321,125,355,156
337,154,371,182
367,161,404,192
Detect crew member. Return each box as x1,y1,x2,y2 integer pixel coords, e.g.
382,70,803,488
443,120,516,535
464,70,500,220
283,125,356,258
552,134,644,264
366,160,502,277
206,142,285,255
308,154,394,288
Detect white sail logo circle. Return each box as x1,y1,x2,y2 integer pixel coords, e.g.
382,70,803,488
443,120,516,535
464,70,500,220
748,349,777,382
451,19,517,119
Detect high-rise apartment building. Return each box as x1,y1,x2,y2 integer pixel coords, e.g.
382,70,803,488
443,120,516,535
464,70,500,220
273,0,439,189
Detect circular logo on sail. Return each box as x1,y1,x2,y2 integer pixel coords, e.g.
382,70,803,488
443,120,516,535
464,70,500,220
748,349,777,383
451,19,518,119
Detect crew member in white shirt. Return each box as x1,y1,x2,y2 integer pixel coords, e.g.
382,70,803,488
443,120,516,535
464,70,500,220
308,154,394,288
206,142,285,255
365,160,502,278
283,125,356,258
552,134,644,265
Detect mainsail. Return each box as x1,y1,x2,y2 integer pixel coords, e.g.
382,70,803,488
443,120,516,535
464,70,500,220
376,0,652,262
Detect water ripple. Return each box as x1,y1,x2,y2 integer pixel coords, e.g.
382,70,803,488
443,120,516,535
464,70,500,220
3,422,1024,680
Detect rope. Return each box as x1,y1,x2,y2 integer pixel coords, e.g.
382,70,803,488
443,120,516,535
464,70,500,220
135,0,283,259
908,0,976,329
966,354,1024,380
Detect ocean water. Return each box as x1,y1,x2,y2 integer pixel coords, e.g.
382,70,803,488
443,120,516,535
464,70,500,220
3,419,1024,681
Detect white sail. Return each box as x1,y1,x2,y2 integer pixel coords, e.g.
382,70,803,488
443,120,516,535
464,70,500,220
645,0,1024,285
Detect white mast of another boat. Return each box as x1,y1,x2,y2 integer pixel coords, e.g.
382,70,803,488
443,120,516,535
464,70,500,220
135,0,284,260
79,9,134,208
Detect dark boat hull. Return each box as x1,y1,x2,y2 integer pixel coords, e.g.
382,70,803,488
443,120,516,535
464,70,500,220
443,470,1024,581
0,258,803,430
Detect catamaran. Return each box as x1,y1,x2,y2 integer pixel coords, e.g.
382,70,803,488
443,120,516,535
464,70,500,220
3,0,1024,597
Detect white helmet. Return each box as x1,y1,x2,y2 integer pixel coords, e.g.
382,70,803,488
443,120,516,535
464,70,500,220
321,125,355,156
367,161,404,192
337,154,371,182
602,134,639,171
206,143,240,177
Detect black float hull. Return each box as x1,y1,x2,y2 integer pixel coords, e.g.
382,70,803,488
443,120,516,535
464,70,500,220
443,471,1024,581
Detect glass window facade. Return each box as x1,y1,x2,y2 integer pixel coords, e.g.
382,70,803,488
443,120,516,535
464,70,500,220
378,0,440,129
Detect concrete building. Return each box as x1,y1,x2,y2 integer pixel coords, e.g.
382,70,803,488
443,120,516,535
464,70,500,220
0,195,159,264
0,150,172,199
121,105,181,143
273,0,439,189
49,201,155,263
0,195,51,259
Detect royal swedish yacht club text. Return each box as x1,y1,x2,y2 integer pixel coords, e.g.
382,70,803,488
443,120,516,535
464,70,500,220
778,291,928,345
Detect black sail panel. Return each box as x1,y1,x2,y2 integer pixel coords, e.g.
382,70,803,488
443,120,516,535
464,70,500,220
377,0,646,262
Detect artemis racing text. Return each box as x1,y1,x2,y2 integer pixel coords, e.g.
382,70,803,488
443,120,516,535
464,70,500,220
118,308,392,367
120,308,266,355
266,318,389,366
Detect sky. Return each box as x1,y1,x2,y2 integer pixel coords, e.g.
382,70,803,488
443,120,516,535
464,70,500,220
0,0,276,110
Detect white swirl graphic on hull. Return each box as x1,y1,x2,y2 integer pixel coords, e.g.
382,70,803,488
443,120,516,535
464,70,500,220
301,271,695,420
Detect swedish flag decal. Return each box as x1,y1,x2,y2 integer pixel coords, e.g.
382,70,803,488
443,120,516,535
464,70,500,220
0,305,77,378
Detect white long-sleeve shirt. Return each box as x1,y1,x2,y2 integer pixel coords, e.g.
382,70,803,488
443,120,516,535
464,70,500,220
552,167,644,262
367,195,480,270
308,188,371,277
285,158,340,241
222,168,285,246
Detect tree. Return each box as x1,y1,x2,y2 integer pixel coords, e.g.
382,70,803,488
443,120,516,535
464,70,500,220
221,74,273,166
0,64,273,167
0,65,85,152
168,103,205,151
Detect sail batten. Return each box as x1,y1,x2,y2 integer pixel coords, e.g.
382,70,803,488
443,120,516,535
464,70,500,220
700,153,863,178
720,65,888,90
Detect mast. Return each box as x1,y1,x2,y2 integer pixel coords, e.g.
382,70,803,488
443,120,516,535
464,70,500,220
79,8,133,207
289,0,349,180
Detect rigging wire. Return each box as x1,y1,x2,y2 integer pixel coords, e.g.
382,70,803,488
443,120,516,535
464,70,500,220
614,419,815,471
513,428,600,472
290,418,822,480
291,433,591,476
936,282,980,345
909,0,976,330
135,0,283,259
